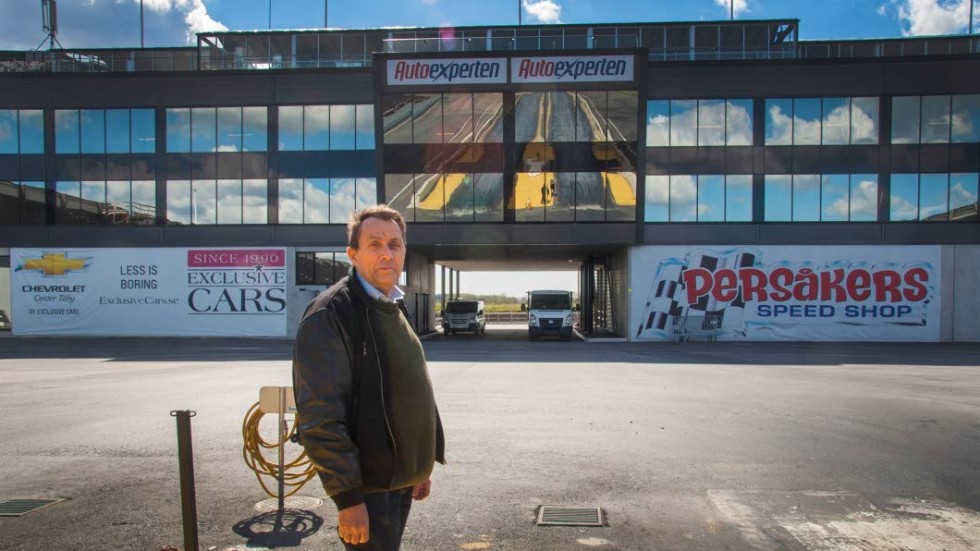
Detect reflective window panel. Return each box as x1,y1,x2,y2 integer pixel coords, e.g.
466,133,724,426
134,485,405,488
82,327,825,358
56,110,80,154
191,108,217,153
644,175,669,222
765,99,793,145
849,174,878,221
921,96,951,144
166,180,191,224
20,110,43,154
725,175,753,221
764,175,792,221
355,105,375,150
820,174,849,222
891,96,921,144
646,101,670,147
889,174,919,221
951,95,980,143
278,178,304,224
919,173,949,220
330,105,356,150
167,108,191,152
669,175,697,221
793,174,820,222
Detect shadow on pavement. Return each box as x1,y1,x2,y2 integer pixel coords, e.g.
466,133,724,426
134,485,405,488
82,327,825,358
232,509,324,547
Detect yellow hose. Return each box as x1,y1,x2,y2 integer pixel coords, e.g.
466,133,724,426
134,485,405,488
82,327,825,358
241,401,317,498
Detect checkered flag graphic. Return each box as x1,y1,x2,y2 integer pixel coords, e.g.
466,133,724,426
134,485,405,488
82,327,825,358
637,250,757,339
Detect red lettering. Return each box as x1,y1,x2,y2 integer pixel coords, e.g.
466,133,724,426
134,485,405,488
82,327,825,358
519,59,531,79
820,269,847,302
682,267,713,305
714,269,738,302
873,270,902,302
793,268,818,301
739,268,769,302
846,269,872,301
769,268,792,301
903,268,929,301
394,61,407,80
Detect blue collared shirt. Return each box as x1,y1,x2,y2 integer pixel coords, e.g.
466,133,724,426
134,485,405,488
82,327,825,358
356,271,405,303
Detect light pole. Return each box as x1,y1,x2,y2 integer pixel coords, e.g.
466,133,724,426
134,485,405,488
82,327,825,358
518,0,522,26
970,0,975,34
731,0,734,20
140,0,144,47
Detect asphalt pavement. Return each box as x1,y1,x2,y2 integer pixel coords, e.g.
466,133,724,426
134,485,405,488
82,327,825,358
0,327,978,551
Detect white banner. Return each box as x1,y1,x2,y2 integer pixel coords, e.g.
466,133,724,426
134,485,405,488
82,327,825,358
11,248,288,337
511,55,634,83
632,246,942,342
386,58,507,86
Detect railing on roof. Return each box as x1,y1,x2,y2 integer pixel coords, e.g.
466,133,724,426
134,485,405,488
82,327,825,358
0,48,196,73
4,21,980,74
800,35,980,59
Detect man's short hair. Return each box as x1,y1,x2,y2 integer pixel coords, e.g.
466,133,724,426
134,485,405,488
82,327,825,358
347,204,407,249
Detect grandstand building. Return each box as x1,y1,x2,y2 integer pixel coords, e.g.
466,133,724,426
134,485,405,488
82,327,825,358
1,19,978,340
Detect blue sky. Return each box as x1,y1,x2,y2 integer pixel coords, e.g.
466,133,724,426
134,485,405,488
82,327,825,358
1,1,978,50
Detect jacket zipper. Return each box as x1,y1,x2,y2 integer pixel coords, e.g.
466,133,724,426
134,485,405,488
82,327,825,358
364,307,398,457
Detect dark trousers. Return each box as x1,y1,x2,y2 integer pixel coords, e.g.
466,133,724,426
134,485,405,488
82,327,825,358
341,489,413,551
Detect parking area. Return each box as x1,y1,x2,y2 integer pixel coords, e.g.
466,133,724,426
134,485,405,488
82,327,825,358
0,337,978,551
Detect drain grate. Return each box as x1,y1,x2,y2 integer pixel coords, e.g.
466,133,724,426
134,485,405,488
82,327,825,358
0,498,65,517
536,506,604,527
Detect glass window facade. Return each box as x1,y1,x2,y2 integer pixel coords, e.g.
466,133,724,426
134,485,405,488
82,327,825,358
55,109,155,154
647,99,753,146
278,177,376,224
0,110,44,154
166,179,269,225
645,174,752,222
889,173,979,221
385,173,506,223
765,97,879,145
384,93,503,144
295,251,352,285
53,180,157,225
892,95,980,144
512,91,638,222
763,174,878,222
0,180,47,224
166,107,267,152
279,104,374,150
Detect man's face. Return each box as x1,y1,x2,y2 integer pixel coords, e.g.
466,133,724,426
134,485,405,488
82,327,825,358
347,216,406,295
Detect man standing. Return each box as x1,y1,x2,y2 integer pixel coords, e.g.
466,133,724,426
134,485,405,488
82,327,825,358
293,205,446,550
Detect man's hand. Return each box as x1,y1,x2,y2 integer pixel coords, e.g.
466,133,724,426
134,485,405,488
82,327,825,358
338,503,369,545
412,479,431,501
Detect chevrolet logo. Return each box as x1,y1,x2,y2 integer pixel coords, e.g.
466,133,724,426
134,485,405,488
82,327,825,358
16,252,91,276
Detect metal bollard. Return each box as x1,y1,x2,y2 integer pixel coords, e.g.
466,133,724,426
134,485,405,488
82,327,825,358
171,410,199,551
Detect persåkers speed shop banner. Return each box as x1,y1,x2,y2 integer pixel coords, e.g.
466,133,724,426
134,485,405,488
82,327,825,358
632,245,941,342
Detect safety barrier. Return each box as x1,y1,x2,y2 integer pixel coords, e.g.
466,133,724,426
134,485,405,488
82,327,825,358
670,314,722,342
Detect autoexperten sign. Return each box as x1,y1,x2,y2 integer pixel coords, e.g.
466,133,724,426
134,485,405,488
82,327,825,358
387,58,507,86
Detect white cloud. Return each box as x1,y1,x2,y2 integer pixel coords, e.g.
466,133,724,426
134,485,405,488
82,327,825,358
523,0,562,24
897,0,971,36
713,0,749,17
0,0,225,49
890,194,919,219
183,0,228,41
951,181,978,205
877,3,889,16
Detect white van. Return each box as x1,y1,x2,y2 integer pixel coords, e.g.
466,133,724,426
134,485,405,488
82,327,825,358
442,300,486,335
524,290,574,340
